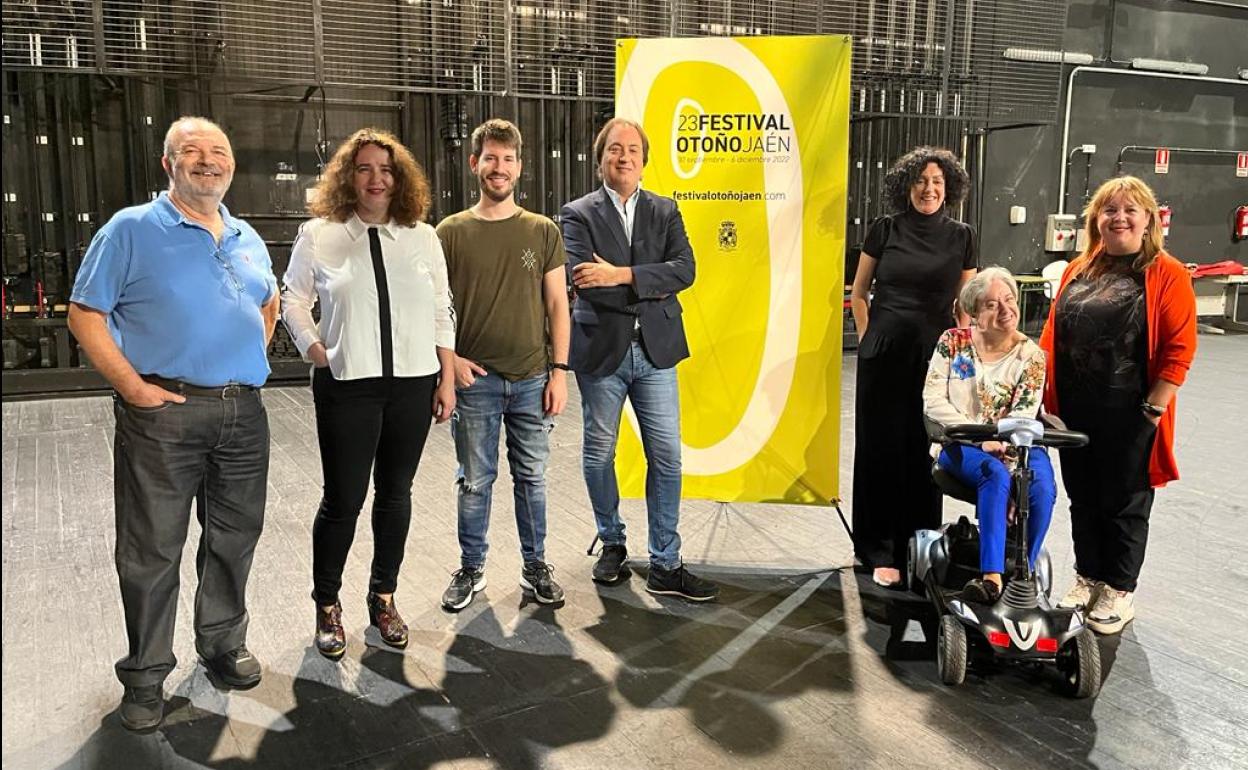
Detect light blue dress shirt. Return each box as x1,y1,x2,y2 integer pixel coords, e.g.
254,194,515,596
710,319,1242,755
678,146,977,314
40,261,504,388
603,183,640,245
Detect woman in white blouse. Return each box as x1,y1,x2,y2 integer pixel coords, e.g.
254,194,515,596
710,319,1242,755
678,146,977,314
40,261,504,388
282,128,455,660
922,267,1053,604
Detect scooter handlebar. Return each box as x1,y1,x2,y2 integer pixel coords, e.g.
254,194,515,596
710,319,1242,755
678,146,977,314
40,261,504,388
1034,428,1089,448
940,423,998,442
937,421,1089,448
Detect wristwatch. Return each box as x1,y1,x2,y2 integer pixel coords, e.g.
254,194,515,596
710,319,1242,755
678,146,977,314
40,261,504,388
1140,401,1165,417
549,362,572,372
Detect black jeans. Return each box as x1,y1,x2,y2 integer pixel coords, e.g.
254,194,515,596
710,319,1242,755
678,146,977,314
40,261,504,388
311,368,437,605
113,389,269,688
1058,401,1157,592
852,330,942,569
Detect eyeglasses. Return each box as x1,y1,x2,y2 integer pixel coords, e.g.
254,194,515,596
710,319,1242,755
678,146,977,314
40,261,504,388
214,249,245,293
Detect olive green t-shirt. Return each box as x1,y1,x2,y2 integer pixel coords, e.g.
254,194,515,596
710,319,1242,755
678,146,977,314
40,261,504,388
436,208,567,380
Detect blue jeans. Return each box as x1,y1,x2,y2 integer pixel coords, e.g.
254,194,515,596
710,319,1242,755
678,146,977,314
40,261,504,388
937,444,1056,575
577,341,682,570
452,371,552,571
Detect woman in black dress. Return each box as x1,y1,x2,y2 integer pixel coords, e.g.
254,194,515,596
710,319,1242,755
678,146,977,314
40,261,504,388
850,147,977,586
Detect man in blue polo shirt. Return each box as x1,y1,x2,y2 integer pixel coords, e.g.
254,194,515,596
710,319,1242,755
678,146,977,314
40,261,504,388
68,116,279,731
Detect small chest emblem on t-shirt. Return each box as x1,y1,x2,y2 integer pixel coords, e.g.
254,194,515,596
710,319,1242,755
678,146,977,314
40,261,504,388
238,252,252,264
521,248,538,273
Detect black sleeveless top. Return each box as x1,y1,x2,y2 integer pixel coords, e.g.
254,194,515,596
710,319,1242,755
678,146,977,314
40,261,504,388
863,207,977,350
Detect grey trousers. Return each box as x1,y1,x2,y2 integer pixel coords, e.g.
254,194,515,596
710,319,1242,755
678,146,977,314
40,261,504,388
112,389,269,688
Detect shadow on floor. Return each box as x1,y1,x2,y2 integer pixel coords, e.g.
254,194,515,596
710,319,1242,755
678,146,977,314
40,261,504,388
59,607,616,769
854,573,1187,769
583,567,854,756
56,568,859,768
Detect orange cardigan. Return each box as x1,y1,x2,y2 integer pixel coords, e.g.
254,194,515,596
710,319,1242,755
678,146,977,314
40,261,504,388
1039,250,1197,487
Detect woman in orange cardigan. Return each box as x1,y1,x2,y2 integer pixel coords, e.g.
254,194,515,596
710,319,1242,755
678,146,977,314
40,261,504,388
1039,175,1196,635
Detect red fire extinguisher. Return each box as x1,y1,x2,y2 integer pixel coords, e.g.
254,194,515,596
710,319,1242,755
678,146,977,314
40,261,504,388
1234,205,1248,242
1158,204,1172,237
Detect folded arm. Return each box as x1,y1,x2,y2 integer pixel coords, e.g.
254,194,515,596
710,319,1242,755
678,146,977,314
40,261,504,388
629,202,695,300
561,203,637,312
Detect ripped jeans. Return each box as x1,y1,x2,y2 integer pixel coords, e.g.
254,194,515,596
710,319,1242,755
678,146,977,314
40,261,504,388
451,371,553,571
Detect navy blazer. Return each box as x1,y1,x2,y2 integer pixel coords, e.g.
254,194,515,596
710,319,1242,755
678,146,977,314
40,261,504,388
561,187,696,377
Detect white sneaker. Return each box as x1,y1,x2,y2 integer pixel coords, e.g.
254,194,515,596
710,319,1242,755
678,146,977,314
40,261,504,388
1058,574,1102,610
1087,588,1135,634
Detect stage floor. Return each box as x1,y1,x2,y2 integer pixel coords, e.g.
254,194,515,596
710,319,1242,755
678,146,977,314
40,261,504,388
3,335,1246,769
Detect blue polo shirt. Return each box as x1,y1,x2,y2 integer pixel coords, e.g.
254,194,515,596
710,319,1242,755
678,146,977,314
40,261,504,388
71,192,277,387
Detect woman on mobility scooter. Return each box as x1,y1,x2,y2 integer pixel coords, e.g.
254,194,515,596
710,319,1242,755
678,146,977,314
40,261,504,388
922,267,1053,604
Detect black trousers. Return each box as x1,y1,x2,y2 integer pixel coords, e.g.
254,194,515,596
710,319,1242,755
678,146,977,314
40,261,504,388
852,331,942,569
311,368,437,605
1058,400,1157,593
113,389,269,688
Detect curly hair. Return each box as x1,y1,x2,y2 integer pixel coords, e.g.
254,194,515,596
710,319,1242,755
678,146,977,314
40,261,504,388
1078,175,1165,278
309,128,431,226
882,146,970,213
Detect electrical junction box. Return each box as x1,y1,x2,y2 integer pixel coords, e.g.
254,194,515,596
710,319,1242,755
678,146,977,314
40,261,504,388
1045,214,1078,252
1009,206,1027,225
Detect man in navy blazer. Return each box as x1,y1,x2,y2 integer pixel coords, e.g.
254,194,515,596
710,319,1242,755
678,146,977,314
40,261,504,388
561,118,718,602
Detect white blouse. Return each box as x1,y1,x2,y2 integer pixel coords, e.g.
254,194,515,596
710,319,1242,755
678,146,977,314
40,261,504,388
281,214,455,381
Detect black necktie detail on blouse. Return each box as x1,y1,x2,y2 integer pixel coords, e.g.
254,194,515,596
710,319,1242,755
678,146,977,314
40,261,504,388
368,227,394,378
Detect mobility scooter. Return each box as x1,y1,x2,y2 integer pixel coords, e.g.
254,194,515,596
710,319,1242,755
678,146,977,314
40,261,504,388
908,417,1102,698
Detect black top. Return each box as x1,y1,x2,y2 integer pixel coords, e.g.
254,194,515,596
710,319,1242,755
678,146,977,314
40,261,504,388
863,207,977,347
1054,253,1149,409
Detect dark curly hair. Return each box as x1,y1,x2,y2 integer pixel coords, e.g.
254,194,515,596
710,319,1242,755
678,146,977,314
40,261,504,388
309,128,431,227
881,146,970,213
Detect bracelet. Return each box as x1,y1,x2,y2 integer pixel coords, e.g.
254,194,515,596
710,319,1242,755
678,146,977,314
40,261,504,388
1140,401,1165,417
549,362,572,372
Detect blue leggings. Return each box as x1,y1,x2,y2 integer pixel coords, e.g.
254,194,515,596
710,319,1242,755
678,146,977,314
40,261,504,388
937,445,1056,575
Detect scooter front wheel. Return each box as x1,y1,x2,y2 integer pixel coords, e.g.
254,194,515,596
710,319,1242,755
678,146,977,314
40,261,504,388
936,615,968,685
1058,628,1102,698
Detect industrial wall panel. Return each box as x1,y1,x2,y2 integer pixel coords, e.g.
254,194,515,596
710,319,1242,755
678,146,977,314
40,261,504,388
511,0,672,100
2,0,97,70
968,0,1066,123
218,0,317,82
321,0,506,93
2,1,1069,121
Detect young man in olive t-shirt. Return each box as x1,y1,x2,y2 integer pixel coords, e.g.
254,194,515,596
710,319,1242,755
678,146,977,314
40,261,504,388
435,118,570,611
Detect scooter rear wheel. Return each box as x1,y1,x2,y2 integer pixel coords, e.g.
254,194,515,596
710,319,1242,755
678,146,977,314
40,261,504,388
936,615,968,685
1058,628,1102,698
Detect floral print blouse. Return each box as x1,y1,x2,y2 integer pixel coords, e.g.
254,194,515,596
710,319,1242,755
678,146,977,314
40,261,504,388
923,327,1046,429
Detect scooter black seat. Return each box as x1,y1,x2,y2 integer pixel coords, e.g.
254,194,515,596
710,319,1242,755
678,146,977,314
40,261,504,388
932,461,977,505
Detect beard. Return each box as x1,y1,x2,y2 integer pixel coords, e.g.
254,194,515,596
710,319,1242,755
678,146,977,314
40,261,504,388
478,174,514,203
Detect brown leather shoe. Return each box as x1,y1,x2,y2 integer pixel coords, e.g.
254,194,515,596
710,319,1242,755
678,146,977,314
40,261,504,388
316,601,346,661
367,592,409,649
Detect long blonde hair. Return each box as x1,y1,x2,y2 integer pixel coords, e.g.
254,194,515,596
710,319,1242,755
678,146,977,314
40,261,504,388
1078,175,1165,278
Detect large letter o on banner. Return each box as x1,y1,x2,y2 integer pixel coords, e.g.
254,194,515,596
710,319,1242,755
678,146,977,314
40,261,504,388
617,38,805,477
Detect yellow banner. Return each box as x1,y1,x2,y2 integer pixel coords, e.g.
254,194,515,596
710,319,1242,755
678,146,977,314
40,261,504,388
614,35,850,505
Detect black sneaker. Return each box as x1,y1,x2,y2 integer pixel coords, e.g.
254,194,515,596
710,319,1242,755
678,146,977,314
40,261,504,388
442,567,487,611
646,564,719,602
592,544,629,585
202,645,262,688
962,578,1002,604
118,685,163,731
520,561,565,604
